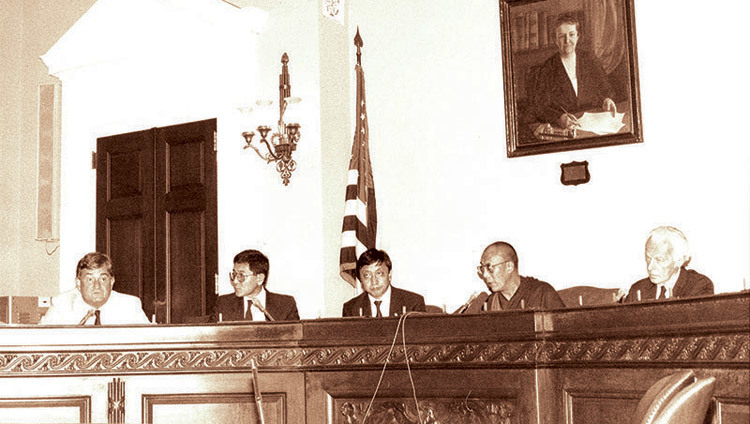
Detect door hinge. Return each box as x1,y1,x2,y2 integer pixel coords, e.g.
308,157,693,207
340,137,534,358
91,151,97,169
214,273,219,295
213,131,217,152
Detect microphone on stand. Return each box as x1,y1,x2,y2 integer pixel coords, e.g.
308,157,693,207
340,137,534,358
251,298,275,322
250,359,266,424
78,309,95,326
453,291,489,314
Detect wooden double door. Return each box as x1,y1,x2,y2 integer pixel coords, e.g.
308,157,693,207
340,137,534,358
96,118,217,323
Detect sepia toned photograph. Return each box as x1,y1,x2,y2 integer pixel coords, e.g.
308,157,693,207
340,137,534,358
500,0,643,157
2,1,748,423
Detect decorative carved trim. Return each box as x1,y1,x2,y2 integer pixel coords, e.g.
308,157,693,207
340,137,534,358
300,342,537,367
108,377,125,423
538,334,749,363
0,334,746,375
337,398,513,424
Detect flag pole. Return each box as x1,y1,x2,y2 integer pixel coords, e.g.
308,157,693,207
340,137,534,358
339,27,377,288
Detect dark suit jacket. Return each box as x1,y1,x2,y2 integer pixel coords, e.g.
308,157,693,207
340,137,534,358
212,290,300,321
342,286,426,317
623,268,714,303
533,50,614,125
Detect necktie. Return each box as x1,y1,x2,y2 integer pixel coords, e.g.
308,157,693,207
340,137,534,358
245,299,253,320
374,300,383,318
94,310,101,325
658,285,667,300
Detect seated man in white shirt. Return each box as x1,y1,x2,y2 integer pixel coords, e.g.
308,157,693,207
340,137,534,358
212,249,299,322
39,252,150,325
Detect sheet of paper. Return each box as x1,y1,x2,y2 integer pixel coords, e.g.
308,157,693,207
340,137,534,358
577,111,625,135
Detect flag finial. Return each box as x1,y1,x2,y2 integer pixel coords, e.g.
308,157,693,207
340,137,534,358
354,27,363,65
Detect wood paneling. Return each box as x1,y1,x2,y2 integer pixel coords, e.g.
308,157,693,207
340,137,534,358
0,396,90,423
144,392,286,424
2,293,748,423
716,397,750,424
154,119,218,324
564,390,640,424
97,118,217,324
97,127,155,307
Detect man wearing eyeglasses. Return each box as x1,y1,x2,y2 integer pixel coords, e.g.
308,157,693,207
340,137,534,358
342,248,425,317
463,241,564,313
39,252,151,325
212,249,299,322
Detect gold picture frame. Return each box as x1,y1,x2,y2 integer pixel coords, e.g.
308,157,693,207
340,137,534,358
500,0,643,157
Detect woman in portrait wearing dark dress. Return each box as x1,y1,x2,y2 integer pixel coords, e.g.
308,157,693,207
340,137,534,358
532,14,616,131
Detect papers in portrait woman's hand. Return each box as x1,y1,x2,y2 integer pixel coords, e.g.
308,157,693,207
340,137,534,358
577,111,625,135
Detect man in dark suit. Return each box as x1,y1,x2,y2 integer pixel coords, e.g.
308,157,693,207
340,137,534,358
212,249,299,321
342,248,425,317
623,226,714,302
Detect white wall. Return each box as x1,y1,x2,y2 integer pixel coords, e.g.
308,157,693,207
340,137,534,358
44,0,750,318
347,0,750,309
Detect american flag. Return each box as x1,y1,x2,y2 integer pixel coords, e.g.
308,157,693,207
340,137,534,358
339,31,377,287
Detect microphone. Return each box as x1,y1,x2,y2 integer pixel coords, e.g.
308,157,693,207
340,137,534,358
453,291,489,314
250,359,266,424
78,309,95,325
251,298,275,321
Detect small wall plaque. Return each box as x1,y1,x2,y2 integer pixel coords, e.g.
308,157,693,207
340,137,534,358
560,160,590,185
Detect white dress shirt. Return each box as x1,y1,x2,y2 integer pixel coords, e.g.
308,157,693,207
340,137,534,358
657,268,682,299
39,289,150,325
368,285,391,317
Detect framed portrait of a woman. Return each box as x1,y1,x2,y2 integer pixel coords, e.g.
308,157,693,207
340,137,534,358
499,0,643,157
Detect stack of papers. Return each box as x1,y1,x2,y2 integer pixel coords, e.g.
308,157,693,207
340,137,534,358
577,111,625,135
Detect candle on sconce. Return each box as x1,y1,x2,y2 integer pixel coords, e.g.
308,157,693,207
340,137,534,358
254,99,274,132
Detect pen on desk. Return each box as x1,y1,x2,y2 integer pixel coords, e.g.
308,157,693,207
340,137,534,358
560,106,580,126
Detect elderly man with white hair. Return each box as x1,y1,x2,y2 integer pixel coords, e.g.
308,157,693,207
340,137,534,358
623,226,714,302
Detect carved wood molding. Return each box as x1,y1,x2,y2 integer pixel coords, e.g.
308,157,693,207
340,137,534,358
107,377,125,423
538,334,749,363
337,398,514,424
0,333,746,375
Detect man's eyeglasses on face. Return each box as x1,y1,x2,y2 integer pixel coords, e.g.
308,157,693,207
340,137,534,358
229,271,254,283
476,260,510,274
360,271,388,281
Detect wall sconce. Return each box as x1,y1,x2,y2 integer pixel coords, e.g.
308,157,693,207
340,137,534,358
242,52,301,186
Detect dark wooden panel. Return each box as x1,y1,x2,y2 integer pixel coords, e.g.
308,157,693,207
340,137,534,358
168,210,206,322
0,396,90,423
301,311,537,346
716,397,750,424
154,118,217,324
102,196,142,216
108,217,142,298
166,138,205,189
548,368,750,424
564,390,639,424
306,369,536,424
108,150,142,199
332,397,515,424
97,128,155,318
546,293,750,338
